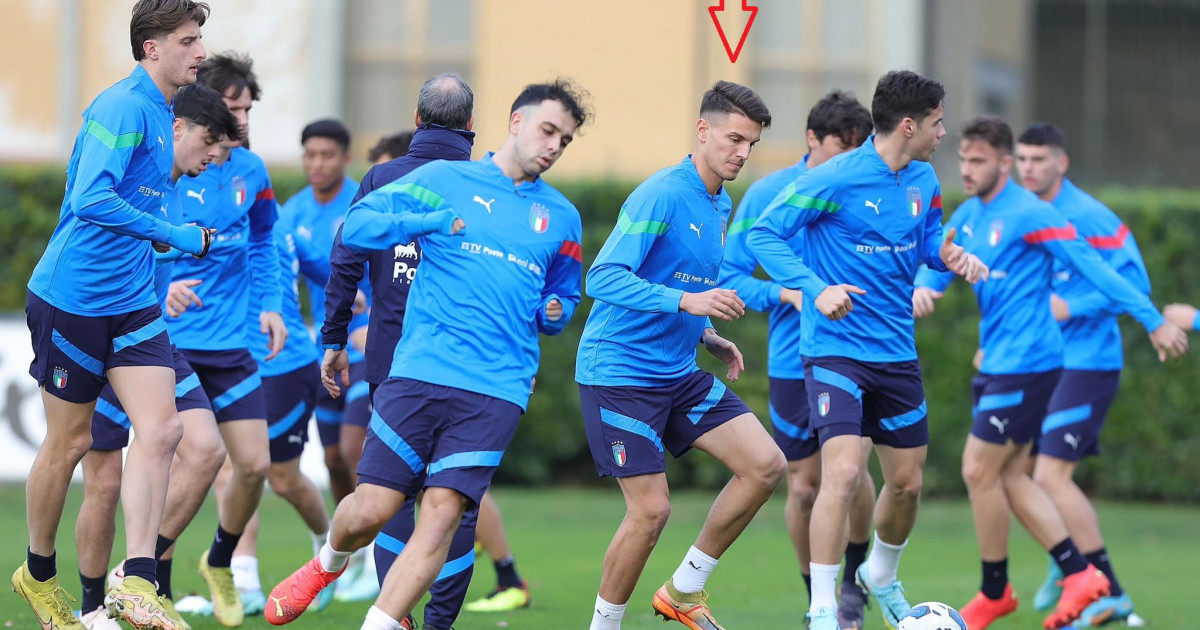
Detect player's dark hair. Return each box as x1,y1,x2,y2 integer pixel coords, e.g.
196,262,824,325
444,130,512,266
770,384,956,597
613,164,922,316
961,115,1014,155
174,84,239,141
510,79,592,129
417,73,474,130
1018,122,1068,153
130,0,209,61
301,118,351,152
871,70,945,135
197,52,261,102
368,131,414,163
700,80,772,128
807,90,872,147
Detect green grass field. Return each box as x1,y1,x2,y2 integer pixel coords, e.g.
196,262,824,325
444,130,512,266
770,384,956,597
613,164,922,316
0,484,1194,629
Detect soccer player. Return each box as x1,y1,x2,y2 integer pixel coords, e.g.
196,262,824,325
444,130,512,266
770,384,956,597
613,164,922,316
912,116,1186,630
368,131,415,165
165,51,286,627
15,2,214,629
718,90,876,630
1014,123,1152,626
267,79,588,630
576,80,782,630
75,83,238,630
747,70,988,630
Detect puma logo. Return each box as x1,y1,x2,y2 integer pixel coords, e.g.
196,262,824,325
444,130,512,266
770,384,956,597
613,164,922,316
270,595,287,617
473,195,495,213
288,434,303,445
963,224,974,238
988,415,1009,434
158,135,165,151
688,560,702,570
865,198,882,215
1063,433,1079,449
187,188,205,204
689,223,703,239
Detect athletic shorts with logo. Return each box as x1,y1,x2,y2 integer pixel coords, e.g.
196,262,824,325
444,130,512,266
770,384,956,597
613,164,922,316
180,348,267,423
90,346,213,451
579,369,752,478
358,377,521,505
315,360,371,446
803,356,929,448
769,377,818,461
1037,369,1120,461
970,369,1062,445
27,291,172,404
263,361,321,463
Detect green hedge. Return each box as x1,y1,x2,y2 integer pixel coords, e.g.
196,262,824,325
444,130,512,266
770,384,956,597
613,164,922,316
4,167,1200,500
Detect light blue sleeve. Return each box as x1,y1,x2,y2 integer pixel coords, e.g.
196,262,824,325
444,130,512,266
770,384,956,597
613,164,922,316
746,176,837,299
1062,228,1152,319
718,192,782,312
342,176,463,252
248,182,282,314
536,216,584,336
915,203,964,292
585,193,683,313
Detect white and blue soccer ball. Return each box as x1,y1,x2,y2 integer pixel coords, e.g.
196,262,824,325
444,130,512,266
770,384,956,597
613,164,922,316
896,602,968,630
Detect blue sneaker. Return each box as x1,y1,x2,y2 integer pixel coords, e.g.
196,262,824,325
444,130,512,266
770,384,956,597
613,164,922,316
240,588,266,616
1034,556,1064,612
808,606,840,630
856,565,911,630
308,584,336,612
1070,594,1134,627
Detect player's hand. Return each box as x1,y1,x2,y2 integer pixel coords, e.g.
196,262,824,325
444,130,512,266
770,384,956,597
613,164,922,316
940,228,989,284
912,287,942,318
153,241,172,253
1148,321,1188,362
321,348,351,397
545,298,563,322
702,328,745,382
779,287,803,312
349,326,368,353
260,311,288,361
814,284,866,321
450,218,466,234
194,226,217,258
530,376,537,393
1050,294,1071,322
973,347,984,371
165,279,203,317
1163,303,1197,331
352,289,368,315
679,288,745,321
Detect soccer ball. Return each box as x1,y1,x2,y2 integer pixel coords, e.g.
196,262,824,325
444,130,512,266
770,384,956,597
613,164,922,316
896,602,968,630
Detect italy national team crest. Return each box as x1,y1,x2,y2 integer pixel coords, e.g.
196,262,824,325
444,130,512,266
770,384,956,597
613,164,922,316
232,176,247,206
988,219,1004,247
907,187,922,217
53,367,68,389
817,392,831,417
529,203,550,233
611,441,627,467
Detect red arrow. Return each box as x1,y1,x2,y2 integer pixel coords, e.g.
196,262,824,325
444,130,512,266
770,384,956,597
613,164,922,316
709,0,759,64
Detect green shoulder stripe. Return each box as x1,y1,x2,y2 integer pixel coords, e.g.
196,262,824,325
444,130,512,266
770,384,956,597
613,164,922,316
85,120,144,150
726,216,757,236
384,182,446,210
617,208,669,235
780,182,840,213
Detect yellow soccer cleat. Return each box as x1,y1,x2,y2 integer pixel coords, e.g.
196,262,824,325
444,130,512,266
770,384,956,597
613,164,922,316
464,580,532,612
199,551,244,627
11,563,86,630
160,596,192,630
103,575,180,630
651,579,726,630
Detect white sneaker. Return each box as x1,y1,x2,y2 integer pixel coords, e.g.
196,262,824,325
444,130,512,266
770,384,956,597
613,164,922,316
174,594,214,616
80,606,123,630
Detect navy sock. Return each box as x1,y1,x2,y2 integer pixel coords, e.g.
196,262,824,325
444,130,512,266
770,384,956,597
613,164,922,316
495,555,522,589
981,558,1008,599
26,549,56,582
1085,548,1123,597
79,573,106,613
802,572,812,605
843,541,869,585
1050,538,1088,577
207,526,242,568
155,535,175,560
123,556,156,584
156,558,173,599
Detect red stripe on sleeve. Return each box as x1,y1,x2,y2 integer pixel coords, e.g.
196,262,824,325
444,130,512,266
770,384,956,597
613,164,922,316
1023,224,1078,244
558,240,583,262
255,188,275,202
1085,224,1130,250
931,194,943,210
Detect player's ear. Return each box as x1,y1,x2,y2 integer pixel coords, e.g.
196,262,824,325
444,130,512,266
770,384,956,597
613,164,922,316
696,118,709,143
509,109,524,136
173,118,186,142
805,129,819,154
1059,152,1070,175
143,37,159,61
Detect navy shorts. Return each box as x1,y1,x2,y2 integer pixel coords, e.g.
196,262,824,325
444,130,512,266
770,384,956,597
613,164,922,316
90,346,212,451
1037,369,1120,461
971,369,1062,445
27,292,173,403
769,377,818,461
579,370,753,478
263,362,320,463
358,378,522,505
803,357,929,448
180,348,266,423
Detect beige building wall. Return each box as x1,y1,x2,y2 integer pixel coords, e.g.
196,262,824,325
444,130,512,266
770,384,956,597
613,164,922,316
0,2,65,161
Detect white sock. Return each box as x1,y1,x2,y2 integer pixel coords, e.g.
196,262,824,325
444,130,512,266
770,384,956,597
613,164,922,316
319,540,352,573
670,546,719,593
360,605,402,630
866,532,907,587
809,562,840,614
311,530,328,557
230,556,261,592
589,594,626,630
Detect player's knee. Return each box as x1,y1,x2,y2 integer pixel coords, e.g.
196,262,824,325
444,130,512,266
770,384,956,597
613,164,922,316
753,449,788,490
824,457,864,496
629,496,672,535
85,458,124,505
886,466,923,501
234,452,270,486
135,413,184,458
961,455,996,489
267,467,294,500
1032,463,1066,491
63,433,95,463
178,428,226,472
787,475,819,512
